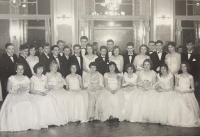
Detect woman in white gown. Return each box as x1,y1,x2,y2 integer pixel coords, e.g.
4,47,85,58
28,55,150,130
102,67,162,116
46,60,70,124
0,63,40,131
130,59,157,123
171,61,200,127
66,63,88,122
165,42,181,75
121,64,138,120
31,63,67,127
109,46,124,75
95,61,125,122
82,44,98,82
133,44,150,72
26,44,39,74
83,62,104,121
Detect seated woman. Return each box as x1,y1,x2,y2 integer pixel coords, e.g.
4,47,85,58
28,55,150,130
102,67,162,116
83,62,104,121
95,62,125,122
46,60,70,123
0,63,40,131
133,44,150,72
121,64,138,120
66,63,88,123
129,59,157,123
170,61,200,127
31,63,67,127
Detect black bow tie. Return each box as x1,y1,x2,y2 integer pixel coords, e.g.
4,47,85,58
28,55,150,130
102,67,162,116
102,56,105,58
129,55,132,57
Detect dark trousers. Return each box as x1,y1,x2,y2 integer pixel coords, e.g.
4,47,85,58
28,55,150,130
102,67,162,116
1,77,8,101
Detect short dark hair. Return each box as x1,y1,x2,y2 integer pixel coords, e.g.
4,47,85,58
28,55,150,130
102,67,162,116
89,62,98,68
80,36,88,41
126,42,134,47
155,40,163,45
73,44,81,49
100,45,107,51
51,45,59,51
107,39,114,44
57,40,64,45
139,44,149,53
42,42,49,47
14,63,25,72
180,61,191,72
125,63,136,73
93,42,98,45
33,63,45,74
38,45,44,49
5,43,14,49
177,45,183,49
185,39,194,45
63,45,70,51
20,44,29,51
28,44,36,52
143,59,153,70
107,61,120,73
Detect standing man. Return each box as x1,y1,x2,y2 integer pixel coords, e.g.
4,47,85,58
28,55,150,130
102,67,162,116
0,43,18,100
61,45,71,78
147,41,156,56
106,39,114,59
49,45,63,73
93,42,100,56
57,40,65,57
181,39,199,87
39,43,51,74
69,44,83,76
150,40,167,73
123,42,137,72
18,44,32,78
35,44,44,57
80,36,88,56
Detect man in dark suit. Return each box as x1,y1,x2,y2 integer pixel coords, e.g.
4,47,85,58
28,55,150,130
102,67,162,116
35,44,44,57
18,44,32,78
150,40,167,73
49,45,63,73
0,43,18,100
123,42,137,72
39,43,51,74
57,40,65,57
95,46,109,75
106,39,114,59
93,42,100,56
69,44,83,76
80,36,88,56
146,41,156,57
181,39,199,86
61,45,71,78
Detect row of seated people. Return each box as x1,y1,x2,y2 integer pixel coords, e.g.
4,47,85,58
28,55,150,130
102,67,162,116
0,59,199,132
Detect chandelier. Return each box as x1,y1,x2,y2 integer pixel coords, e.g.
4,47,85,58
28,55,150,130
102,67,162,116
105,0,122,11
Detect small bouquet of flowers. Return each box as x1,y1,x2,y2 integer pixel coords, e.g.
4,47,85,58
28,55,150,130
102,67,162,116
153,82,166,92
13,84,29,94
137,80,152,91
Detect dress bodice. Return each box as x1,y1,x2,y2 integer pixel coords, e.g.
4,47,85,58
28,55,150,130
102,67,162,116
157,73,173,89
8,75,30,93
31,75,46,92
104,73,119,90
83,55,98,70
27,56,39,74
124,73,138,85
177,74,193,90
165,53,180,74
138,70,157,84
67,74,81,90
46,72,64,90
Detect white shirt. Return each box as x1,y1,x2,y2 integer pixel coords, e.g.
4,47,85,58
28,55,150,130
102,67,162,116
188,50,193,60
128,53,133,63
157,51,162,60
54,55,60,68
44,52,49,59
81,48,86,56
60,52,63,56
108,51,112,58
65,55,69,60
75,54,81,68
101,55,106,61
7,53,14,62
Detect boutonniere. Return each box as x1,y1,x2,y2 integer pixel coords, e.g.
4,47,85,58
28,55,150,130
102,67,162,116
192,58,196,61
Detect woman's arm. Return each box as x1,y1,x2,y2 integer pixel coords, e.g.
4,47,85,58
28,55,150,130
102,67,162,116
7,79,13,93
83,57,89,72
120,55,124,72
78,75,83,89
133,56,138,69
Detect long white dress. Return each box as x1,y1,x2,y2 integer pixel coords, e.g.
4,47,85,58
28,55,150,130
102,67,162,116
129,70,157,123
46,72,71,124
168,74,200,127
95,73,125,121
82,55,98,82
27,56,39,74
121,73,138,120
0,76,40,131
66,74,88,122
83,72,104,119
31,75,67,127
